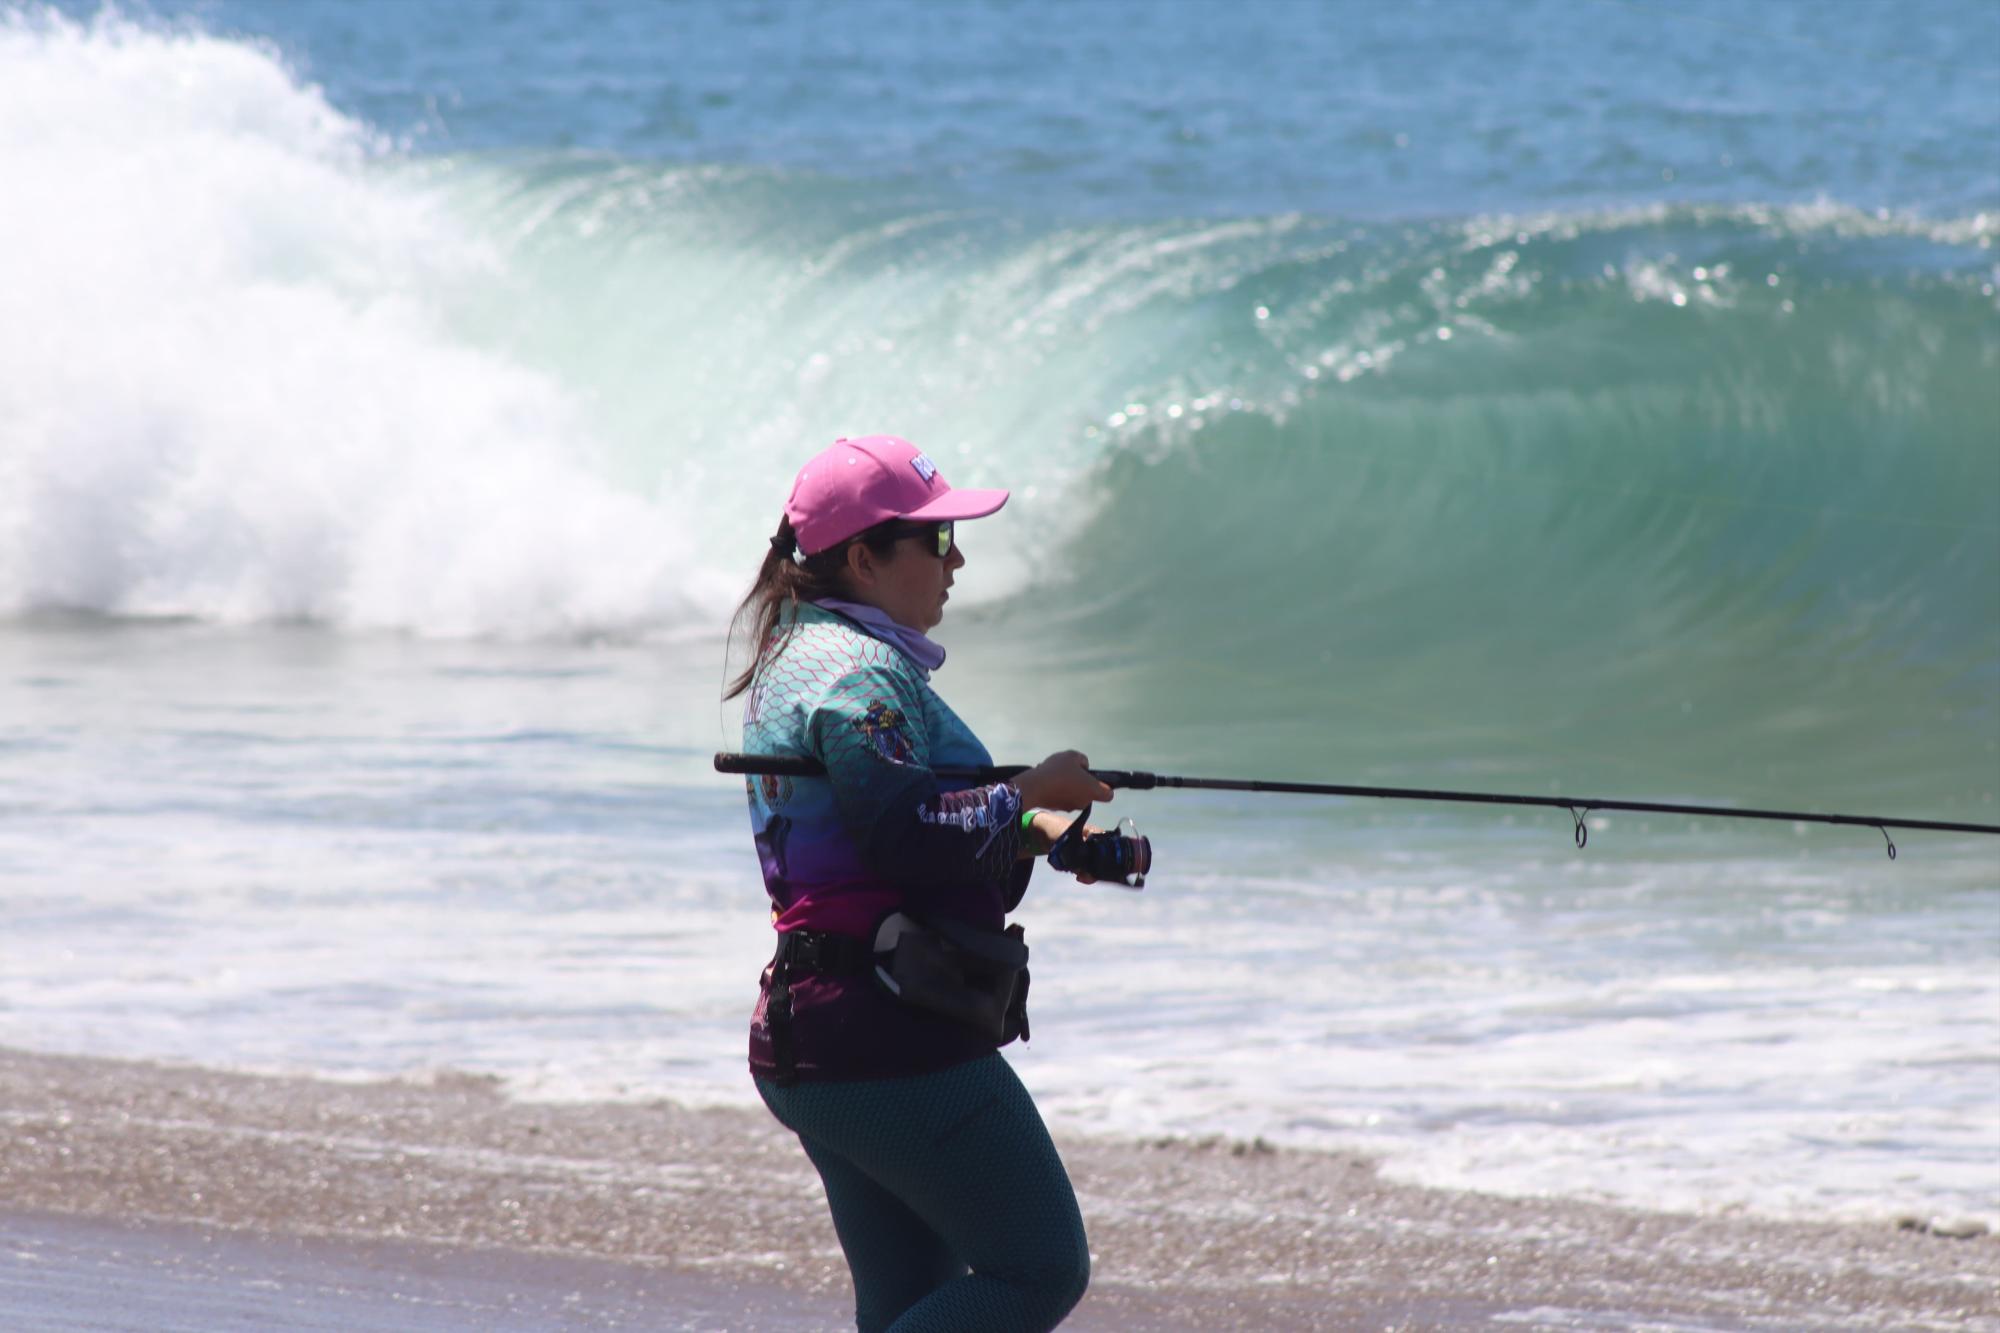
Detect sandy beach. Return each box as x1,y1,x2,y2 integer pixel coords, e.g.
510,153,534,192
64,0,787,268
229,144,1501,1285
1,1046,1993,1331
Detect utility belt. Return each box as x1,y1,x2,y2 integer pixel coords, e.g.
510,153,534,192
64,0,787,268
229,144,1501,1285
763,913,1030,1085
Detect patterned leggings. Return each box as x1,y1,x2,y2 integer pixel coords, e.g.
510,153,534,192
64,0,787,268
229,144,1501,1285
755,1054,1090,1332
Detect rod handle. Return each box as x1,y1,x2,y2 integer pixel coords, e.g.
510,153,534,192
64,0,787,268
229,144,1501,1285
714,752,825,777
714,752,1158,790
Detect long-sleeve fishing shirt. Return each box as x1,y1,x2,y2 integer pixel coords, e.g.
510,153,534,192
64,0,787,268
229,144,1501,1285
741,600,1032,1081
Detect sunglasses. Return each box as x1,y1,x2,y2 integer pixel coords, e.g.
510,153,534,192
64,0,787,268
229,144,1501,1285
883,520,956,558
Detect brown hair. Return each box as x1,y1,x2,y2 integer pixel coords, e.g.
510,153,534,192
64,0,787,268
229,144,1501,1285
722,515,908,700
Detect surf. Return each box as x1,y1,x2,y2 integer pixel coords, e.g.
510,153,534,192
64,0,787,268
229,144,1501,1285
2,11,1993,818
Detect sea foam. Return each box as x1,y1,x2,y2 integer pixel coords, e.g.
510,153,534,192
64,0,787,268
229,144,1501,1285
0,10,719,636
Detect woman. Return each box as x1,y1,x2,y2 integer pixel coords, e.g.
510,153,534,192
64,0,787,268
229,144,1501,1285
724,434,1111,1332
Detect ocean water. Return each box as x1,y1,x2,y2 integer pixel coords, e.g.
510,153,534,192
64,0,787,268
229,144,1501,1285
2,1,1997,1231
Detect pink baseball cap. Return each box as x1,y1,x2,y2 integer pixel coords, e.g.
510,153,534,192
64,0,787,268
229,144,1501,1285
785,435,1009,556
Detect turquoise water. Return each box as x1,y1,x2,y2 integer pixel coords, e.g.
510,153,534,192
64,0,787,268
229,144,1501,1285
7,1,1996,813
1,2,1996,1227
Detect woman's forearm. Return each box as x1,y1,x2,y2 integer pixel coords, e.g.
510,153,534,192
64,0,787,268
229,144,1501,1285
1017,807,1075,859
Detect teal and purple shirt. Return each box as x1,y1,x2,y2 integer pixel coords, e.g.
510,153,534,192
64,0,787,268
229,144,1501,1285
742,601,1032,1081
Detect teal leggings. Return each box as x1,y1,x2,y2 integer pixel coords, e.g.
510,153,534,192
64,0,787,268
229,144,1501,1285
755,1054,1090,1332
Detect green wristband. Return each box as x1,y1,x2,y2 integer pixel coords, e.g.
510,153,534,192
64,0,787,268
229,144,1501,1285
1020,809,1038,835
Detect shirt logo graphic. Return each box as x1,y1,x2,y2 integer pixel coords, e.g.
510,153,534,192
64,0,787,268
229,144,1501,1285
854,701,916,765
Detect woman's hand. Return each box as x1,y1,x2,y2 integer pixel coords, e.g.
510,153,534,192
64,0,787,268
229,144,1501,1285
1012,750,1113,812
1022,810,1103,881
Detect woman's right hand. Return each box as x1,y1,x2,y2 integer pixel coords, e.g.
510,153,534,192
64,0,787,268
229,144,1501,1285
1013,750,1113,811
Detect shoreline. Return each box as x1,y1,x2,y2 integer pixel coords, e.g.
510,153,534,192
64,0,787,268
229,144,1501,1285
2,1046,1994,1331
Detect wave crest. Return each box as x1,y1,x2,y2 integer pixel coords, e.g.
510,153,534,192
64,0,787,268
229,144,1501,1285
0,9,718,635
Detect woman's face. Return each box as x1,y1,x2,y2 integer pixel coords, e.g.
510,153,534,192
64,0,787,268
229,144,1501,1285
848,526,966,632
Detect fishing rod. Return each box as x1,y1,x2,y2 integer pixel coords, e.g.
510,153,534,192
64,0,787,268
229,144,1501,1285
714,752,2000,858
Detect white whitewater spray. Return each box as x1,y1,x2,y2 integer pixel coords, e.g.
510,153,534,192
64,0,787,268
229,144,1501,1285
0,10,725,635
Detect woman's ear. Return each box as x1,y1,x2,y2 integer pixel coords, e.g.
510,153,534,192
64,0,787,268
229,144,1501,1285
843,540,876,591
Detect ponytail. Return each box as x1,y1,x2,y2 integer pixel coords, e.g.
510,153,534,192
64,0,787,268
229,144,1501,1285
722,515,903,700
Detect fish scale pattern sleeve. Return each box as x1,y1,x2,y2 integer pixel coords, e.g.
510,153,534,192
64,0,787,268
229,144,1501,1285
803,659,1025,901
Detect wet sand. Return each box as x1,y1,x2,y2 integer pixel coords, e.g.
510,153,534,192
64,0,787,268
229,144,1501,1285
1,1046,1993,1331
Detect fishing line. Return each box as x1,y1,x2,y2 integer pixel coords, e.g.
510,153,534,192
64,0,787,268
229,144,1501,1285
714,752,2000,857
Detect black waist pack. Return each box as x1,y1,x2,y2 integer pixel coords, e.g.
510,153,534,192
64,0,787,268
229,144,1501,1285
871,911,1030,1045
